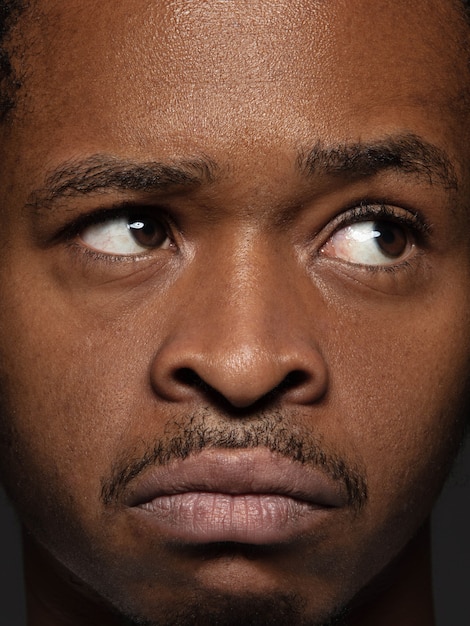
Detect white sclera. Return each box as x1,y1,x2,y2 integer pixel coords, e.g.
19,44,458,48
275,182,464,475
325,221,408,266
81,217,170,255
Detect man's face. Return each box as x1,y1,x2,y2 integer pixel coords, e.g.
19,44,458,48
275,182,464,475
0,0,469,624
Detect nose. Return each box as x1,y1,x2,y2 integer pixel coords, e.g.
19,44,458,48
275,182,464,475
150,242,328,409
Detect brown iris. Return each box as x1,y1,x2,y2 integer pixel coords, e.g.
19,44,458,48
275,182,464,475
373,221,408,259
127,217,168,249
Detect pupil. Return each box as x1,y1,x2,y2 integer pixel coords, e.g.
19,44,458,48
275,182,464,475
374,221,407,258
128,217,166,248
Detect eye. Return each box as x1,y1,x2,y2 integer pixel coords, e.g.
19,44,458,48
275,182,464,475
321,220,414,266
80,214,172,255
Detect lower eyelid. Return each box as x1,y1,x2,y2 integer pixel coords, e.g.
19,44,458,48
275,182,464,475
64,240,161,271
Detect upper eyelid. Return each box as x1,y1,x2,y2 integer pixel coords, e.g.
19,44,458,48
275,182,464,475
55,203,172,240
327,203,430,236
54,199,430,250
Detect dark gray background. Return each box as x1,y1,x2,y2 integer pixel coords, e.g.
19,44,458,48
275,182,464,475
1,437,468,625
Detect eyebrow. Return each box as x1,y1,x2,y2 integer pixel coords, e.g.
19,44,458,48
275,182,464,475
28,154,218,208
29,132,457,209
298,133,458,190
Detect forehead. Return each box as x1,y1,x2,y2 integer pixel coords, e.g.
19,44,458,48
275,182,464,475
4,0,470,179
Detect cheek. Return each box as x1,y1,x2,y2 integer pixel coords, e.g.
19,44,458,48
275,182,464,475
329,299,470,527
0,295,149,539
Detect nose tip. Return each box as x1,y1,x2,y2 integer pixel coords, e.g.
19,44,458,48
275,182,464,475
150,341,328,409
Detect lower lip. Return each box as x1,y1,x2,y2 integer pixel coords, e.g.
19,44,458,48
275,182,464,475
135,492,328,544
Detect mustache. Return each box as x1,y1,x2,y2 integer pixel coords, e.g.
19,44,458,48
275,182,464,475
101,411,368,510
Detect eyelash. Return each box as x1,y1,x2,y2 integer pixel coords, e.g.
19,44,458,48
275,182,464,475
56,200,430,273
56,203,169,238
331,202,429,236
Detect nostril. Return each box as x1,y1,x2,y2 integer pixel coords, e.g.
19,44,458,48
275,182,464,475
173,366,321,408
174,366,246,410
154,347,328,409
177,367,310,391
174,367,207,389
275,370,311,393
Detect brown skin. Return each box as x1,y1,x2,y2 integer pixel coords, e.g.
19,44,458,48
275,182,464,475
0,0,469,624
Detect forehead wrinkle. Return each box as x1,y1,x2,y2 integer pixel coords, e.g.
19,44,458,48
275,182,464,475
297,133,459,191
27,153,219,209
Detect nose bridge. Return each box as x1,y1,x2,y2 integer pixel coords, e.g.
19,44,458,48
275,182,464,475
205,230,291,347
194,224,315,366
150,227,328,408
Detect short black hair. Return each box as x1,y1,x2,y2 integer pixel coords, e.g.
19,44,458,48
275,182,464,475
0,0,26,121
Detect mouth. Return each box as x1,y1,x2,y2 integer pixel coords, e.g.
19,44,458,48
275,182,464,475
123,448,347,545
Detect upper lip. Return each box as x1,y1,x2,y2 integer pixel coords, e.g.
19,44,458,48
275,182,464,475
123,448,347,509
